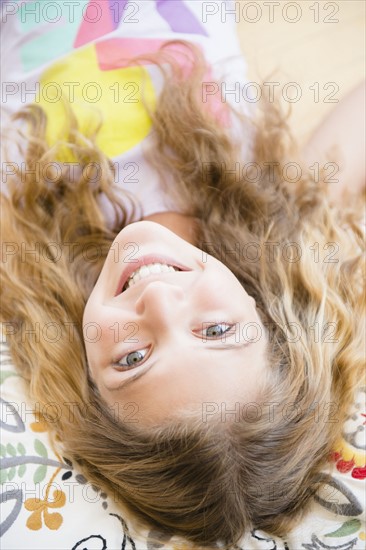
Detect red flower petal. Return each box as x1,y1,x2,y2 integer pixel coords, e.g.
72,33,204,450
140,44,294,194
336,459,355,473
352,466,366,479
330,451,341,462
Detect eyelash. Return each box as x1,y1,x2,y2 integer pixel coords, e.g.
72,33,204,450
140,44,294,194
198,322,236,339
114,347,151,370
113,323,236,371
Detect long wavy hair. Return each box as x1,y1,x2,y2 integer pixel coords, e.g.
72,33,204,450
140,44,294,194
1,40,365,548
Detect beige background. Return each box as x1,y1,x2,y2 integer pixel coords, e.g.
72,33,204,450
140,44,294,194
236,0,365,146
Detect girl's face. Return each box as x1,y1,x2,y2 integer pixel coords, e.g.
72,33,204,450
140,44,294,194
83,221,268,426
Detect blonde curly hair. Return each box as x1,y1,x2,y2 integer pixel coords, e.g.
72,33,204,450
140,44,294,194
1,40,365,549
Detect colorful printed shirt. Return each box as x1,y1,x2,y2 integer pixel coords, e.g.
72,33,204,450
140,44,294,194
1,0,253,224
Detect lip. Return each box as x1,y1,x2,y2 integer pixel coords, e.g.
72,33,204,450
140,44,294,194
115,254,192,295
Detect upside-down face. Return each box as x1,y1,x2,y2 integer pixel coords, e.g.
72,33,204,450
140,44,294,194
83,221,268,426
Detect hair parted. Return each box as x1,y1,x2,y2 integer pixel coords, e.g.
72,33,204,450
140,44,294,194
1,40,365,548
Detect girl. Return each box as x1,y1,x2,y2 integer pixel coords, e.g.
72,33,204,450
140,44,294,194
1,1,365,548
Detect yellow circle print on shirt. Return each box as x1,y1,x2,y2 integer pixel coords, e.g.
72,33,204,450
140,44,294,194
36,42,156,161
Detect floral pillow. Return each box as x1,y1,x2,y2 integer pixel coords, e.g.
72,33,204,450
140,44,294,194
1,336,365,549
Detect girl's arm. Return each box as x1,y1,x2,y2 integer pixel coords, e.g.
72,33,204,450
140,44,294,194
301,81,365,207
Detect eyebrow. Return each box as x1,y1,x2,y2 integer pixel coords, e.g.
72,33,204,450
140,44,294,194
105,341,253,393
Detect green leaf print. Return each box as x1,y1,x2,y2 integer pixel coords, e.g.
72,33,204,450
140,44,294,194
33,464,47,484
0,470,8,484
34,439,47,458
325,518,361,537
18,464,26,478
6,443,16,456
17,442,26,455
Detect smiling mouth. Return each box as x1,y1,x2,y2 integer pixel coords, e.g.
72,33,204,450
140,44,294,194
116,254,191,295
123,263,181,291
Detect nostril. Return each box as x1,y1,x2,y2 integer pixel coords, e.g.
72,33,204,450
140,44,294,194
134,280,185,316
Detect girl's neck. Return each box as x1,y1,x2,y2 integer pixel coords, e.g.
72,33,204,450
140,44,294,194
142,212,198,246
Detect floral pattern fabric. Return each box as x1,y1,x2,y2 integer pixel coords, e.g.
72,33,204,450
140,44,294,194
1,336,365,549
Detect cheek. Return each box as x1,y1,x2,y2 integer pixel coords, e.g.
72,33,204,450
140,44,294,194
200,270,249,308
84,316,116,354
82,290,98,326
83,292,119,342
219,270,256,310
83,305,118,377
84,331,112,389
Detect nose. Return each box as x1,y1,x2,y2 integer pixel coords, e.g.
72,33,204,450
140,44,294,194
134,280,186,327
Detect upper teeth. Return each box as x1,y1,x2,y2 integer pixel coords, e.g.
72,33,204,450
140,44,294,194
125,263,180,289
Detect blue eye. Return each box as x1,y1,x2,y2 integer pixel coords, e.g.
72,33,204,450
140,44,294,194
116,348,149,369
203,323,234,338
